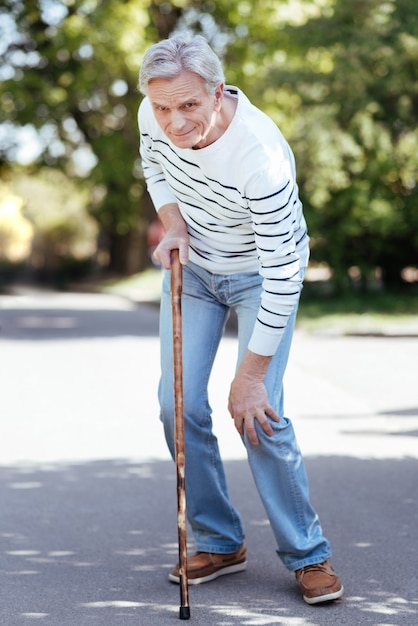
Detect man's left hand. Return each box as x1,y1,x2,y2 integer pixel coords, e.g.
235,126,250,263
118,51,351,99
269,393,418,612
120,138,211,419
228,350,280,446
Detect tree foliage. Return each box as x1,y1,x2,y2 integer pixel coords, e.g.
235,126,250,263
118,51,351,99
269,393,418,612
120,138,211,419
1,0,153,273
1,0,417,287
13,167,98,277
260,0,418,288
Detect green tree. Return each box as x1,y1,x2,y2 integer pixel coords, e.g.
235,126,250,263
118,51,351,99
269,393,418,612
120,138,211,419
2,0,417,287
259,0,418,288
12,167,98,282
1,0,155,273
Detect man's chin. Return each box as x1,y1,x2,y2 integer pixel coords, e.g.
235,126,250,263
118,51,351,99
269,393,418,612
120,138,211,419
171,140,193,149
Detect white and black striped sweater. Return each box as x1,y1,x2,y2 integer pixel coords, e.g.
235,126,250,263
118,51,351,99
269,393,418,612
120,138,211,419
138,86,309,356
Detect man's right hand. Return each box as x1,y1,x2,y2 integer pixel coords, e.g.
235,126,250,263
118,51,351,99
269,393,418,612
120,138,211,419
152,203,189,269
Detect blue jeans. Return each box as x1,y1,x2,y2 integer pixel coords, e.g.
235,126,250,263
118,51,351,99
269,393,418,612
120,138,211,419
158,261,332,571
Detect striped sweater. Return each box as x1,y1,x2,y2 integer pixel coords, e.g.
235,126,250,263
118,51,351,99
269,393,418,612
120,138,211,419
138,86,309,356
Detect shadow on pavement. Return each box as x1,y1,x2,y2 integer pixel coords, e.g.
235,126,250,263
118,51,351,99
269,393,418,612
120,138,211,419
0,303,160,340
1,456,417,625
0,299,238,341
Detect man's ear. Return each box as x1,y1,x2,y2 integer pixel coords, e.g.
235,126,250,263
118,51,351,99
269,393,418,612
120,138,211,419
214,83,224,110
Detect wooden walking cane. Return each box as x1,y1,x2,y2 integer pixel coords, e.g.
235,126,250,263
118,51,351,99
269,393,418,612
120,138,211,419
171,249,191,620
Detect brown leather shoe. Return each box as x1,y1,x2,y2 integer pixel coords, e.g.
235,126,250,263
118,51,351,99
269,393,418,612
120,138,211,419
295,560,344,604
169,544,247,585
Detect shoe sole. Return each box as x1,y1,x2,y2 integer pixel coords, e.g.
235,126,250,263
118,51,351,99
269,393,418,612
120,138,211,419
169,560,247,585
303,585,344,605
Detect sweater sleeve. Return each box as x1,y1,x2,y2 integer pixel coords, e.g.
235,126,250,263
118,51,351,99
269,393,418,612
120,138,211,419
138,99,178,210
246,156,308,356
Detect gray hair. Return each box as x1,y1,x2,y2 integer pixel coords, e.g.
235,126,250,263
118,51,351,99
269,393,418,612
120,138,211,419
139,34,225,96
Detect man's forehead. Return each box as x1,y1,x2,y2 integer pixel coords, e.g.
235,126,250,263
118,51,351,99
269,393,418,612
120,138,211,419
148,71,207,103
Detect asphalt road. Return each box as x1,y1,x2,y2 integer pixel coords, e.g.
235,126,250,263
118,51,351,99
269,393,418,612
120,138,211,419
1,290,417,626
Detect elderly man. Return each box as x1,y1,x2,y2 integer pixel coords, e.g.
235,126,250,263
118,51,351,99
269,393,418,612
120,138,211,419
138,34,343,605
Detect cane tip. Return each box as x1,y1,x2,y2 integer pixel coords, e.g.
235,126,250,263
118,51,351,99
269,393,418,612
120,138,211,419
179,605,191,620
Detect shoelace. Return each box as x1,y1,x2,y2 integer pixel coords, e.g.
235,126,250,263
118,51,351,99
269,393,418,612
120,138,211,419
303,562,327,573
297,562,333,579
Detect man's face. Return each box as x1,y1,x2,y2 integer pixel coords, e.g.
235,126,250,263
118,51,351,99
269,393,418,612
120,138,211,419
147,70,223,149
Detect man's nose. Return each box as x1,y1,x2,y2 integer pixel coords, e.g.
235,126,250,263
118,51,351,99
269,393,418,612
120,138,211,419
171,110,186,130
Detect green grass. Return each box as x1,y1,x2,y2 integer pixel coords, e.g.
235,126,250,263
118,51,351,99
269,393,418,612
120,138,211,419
101,267,163,302
297,287,418,334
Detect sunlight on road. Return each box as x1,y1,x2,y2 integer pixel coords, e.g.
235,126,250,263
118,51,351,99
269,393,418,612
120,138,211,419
1,292,417,465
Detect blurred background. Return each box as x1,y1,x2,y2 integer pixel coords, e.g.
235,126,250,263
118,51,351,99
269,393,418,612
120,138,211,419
1,0,417,318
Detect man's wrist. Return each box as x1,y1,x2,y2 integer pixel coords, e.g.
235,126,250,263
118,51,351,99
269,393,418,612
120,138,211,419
238,350,272,380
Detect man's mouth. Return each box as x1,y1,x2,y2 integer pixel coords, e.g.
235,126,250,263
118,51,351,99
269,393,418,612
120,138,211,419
172,128,194,138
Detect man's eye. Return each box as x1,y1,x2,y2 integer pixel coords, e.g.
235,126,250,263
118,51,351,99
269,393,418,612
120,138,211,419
184,102,195,108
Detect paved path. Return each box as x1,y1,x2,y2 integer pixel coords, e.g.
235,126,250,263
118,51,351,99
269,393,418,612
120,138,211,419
1,291,417,625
